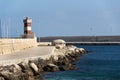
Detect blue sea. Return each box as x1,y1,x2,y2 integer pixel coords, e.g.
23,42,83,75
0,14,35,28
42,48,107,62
43,45,120,80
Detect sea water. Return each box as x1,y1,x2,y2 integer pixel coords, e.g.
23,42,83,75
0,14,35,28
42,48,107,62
43,45,120,80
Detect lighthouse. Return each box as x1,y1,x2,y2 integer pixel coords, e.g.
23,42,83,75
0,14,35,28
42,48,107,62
23,17,32,34
23,17,35,38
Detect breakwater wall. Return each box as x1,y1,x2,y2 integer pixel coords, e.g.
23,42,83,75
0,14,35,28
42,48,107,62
38,36,120,42
66,42,120,45
0,45,86,80
0,38,37,55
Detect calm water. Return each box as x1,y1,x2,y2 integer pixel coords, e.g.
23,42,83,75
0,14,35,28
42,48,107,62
43,45,120,80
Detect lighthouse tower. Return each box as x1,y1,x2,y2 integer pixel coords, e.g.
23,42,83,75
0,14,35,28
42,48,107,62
23,17,32,34
23,17,35,38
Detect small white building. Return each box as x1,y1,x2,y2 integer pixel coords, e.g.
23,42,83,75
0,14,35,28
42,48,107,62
52,39,66,49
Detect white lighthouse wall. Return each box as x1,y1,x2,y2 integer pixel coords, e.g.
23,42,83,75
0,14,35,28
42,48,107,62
24,27,31,31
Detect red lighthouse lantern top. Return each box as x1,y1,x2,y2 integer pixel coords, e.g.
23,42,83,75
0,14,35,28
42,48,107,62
23,17,32,23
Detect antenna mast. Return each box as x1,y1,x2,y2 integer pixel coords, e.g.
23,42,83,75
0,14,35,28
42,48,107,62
0,19,2,38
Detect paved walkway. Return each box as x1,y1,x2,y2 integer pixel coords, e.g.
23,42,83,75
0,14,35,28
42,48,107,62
0,46,55,66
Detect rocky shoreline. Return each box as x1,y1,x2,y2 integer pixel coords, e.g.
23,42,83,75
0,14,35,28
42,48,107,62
0,45,87,80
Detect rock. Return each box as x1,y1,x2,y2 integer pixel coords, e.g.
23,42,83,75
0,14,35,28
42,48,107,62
13,64,22,71
53,55,58,61
59,64,75,71
12,72,35,80
56,56,70,65
43,64,59,72
66,64,76,70
0,77,5,80
48,56,55,64
48,64,59,72
59,67,66,71
37,58,47,68
18,62,29,71
9,64,22,73
75,48,80,53
0,71,12,80
29,62,39,74
23,70,34,78
79,48,85,53
67,45,77,51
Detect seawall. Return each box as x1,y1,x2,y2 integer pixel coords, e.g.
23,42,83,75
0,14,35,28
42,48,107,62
39,36,120,42
66,42,120,45
0,38,37,55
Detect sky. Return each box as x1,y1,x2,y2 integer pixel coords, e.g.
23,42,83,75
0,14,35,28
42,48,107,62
0,0,120,37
